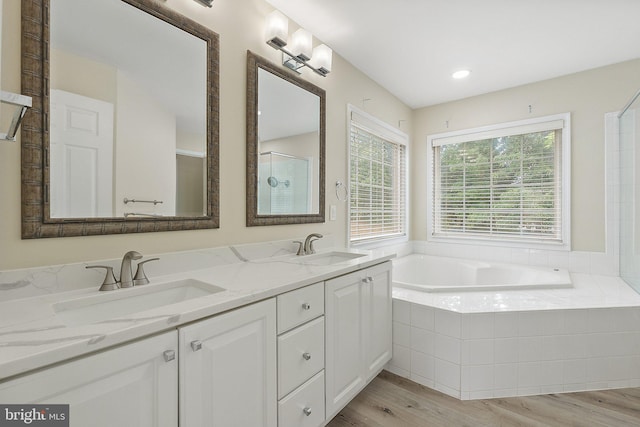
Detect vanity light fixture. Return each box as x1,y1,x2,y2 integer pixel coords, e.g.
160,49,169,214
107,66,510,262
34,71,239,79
193,0,213,7
265,10,332,77
0,91,32,142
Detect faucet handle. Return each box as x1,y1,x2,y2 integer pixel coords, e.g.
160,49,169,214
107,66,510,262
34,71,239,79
293,241,305,256
307,234,323,255
86,265,119,291
133,258,160,286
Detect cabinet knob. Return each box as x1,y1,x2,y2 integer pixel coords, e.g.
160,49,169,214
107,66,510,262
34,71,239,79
163,350,176,362
303,407,312,416
302,352,311,361
301,303,311,310
191,340,202,351
361,276,373,283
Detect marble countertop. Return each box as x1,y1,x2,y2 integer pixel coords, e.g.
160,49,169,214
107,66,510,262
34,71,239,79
0,248,394,381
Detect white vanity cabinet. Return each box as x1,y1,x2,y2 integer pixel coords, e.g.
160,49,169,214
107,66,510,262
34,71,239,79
179,298,277,427
0,258,393,427
0,330,178,427
324,261,392,419
276,282,325,427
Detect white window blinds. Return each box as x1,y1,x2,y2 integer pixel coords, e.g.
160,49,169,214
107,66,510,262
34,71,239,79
430,114,570,246
349,108,408,244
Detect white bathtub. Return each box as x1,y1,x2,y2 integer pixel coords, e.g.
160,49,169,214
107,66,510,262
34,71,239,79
393,254,572,292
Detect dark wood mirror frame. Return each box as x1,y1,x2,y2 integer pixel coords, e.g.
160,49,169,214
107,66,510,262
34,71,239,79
246,51,325,226
21,0,219,239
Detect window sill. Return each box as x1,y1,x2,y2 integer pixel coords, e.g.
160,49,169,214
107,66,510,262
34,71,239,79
350,235,409,250
428,234,571,252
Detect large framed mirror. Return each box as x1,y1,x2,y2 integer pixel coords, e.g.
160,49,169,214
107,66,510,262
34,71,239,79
21,0,219,238
246,51,325,226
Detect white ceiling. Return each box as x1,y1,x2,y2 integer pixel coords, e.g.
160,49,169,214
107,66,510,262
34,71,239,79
266,0,640,109
258,68,320,142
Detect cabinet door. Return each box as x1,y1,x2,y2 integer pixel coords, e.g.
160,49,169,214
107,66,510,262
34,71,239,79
363,261,393,380
324,271,366,418
179,299,277,427
0,331,178,427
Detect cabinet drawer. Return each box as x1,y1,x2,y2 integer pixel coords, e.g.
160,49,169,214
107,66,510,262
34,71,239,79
278,371,325,427
278,316,325,399
277,282,324,333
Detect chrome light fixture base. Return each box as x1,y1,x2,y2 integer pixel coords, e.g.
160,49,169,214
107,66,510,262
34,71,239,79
193,0,213,7
276,50,328,77
282,53,304,74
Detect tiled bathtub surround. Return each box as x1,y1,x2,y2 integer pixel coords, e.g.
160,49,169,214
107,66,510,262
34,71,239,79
383,116,634,399
388,278,640,400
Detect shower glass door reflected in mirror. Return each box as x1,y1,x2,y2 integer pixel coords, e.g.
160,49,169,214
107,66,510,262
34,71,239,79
258,152,311,215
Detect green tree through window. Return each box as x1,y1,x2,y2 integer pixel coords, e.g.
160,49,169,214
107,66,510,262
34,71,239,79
434,129,562,242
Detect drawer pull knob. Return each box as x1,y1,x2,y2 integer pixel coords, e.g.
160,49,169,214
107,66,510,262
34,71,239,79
302,303,311,310
303,407,312,416
362,276,373,283
302,352,312,361
163,350,176,362
191,340,202,351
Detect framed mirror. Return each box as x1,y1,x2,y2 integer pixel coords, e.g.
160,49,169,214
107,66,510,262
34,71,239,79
21,0,219,238
246,51,325,226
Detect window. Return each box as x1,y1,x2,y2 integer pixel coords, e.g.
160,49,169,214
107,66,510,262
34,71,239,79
427,113,571,249
349,106,408,245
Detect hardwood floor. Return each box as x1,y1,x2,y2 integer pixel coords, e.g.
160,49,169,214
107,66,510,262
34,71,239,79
326,371,640,427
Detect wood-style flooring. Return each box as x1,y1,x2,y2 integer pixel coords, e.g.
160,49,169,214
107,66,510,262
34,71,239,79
326,370,640,427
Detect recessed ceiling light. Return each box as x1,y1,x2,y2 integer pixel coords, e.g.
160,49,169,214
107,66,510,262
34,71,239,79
452,69,471,79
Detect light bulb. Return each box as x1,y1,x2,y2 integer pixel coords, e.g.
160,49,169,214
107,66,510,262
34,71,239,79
265,10,288,48
291,28,312,61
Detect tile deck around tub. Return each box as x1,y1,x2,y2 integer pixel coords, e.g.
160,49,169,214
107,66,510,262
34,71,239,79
392,273,640,313
388,273,640,400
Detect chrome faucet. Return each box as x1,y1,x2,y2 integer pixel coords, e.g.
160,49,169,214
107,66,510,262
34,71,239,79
120,251,143,288
303,233,323,255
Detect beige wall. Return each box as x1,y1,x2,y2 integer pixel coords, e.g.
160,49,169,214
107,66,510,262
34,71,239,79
412,59,640,252
51,48,118,104
3,0,635,269
115,71,177,217
0,0,411,269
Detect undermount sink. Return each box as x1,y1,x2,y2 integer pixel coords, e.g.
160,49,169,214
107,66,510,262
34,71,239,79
296,251,366,266
53,279,225,327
